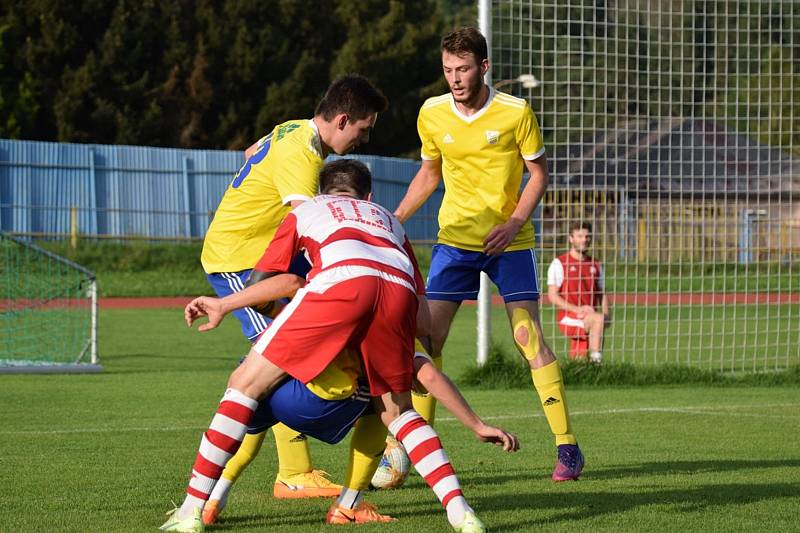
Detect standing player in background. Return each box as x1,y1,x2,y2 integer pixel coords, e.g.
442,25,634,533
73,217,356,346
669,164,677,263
162,160,491,532
199,74,387,512
393,26,584,482
547,221,610,364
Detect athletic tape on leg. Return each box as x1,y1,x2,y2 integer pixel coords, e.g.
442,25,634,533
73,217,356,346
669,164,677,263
512,307,540,361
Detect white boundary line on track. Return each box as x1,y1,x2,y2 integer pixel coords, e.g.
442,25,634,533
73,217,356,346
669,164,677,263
3,403,799,436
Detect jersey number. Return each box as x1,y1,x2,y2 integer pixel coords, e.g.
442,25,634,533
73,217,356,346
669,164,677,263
232,138,271,188
326,200,393,232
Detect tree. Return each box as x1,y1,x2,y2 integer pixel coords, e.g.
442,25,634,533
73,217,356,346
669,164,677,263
329,0,446,156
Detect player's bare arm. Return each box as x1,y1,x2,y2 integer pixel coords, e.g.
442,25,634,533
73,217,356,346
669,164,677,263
185,273,305,331
483,154,550,255
243,139,261,160
413,358,520,452
546,284,593,318
394,158,443,223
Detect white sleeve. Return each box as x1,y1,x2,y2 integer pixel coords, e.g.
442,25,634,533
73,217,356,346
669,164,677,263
547,258,563,287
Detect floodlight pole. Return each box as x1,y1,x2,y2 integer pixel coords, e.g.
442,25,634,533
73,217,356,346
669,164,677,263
477,0,492,367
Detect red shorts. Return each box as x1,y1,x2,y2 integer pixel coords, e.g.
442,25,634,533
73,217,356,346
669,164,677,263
253,275,416,396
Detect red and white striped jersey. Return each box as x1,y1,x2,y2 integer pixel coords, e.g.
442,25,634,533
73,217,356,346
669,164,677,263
547,252,604,323
255,195,425,296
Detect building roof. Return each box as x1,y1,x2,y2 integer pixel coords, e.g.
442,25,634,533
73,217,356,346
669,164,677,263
550,118,800,199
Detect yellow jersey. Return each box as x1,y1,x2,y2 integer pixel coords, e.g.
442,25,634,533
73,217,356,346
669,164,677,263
305,348,363,400
201,119,324,273
307,340,430,401
417,88,545,251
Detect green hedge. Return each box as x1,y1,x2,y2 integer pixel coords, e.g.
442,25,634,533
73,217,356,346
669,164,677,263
33,240,798,297
459,344,800,387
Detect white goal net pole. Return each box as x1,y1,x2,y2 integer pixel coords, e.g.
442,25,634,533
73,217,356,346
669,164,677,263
90,278,98,365
477,0,493,366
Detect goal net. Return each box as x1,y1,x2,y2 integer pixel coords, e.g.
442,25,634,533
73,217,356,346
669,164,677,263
0,233,99,372
487,0,799,371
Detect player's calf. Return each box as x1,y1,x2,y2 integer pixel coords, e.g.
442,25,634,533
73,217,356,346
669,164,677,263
583,311,605,363
386,410,477,530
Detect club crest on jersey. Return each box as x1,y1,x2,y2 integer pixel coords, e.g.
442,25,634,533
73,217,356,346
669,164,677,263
443,133,455,144
485,130,500,144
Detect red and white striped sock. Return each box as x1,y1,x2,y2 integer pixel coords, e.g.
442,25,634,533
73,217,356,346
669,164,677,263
178,388,258,519
388,410,471,527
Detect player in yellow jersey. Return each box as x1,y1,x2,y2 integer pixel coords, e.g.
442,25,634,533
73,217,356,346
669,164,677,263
394,27,584,482
200,74,388,507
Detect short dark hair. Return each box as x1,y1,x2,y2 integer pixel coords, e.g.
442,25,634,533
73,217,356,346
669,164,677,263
441,27,488,63
319,159,372,199
314,74,388,121
570,221,593,234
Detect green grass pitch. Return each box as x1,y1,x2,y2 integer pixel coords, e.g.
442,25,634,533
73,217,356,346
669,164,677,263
1,308,798,531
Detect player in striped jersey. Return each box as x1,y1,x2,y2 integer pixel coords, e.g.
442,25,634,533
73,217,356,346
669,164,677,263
394,27,584,483
162,160,497,532
199,74,387,503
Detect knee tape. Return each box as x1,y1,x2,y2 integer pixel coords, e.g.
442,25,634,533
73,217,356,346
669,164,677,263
512,307,540,361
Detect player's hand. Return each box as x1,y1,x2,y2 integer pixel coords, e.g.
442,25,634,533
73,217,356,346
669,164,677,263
575,305,595,318
483,218,524,256
473,423,520,452
184,296,225,332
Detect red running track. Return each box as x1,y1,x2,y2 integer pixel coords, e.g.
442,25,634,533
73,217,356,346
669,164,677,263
98,293,799,308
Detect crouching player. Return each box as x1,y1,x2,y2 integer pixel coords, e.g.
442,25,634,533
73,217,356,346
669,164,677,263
186,334,518,529
160,160,509,532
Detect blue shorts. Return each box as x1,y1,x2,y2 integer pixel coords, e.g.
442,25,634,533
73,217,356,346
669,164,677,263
206,270,270,341
206,255,311,342
426,244,540,303
248,379,372,445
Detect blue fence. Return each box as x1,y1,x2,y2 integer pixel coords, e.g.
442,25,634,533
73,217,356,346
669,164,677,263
0,139,442,243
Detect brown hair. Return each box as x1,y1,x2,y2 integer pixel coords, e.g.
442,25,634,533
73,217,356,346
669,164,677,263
319,159,372,199
441,27,488,63
570,221,593,234
314,74,388,121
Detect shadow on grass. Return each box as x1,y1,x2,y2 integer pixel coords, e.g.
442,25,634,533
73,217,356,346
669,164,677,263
211,513,327,530
468,458,800,486
580,458,800,480
478,480,800,531
167,475,800,531
211,501,452,530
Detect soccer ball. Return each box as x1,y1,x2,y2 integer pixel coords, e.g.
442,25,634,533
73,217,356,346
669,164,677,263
370,436,412,489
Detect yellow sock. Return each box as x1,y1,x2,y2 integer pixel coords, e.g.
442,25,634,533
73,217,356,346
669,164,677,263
344,414,388,490
220,431,266,483
531,361,577,446
272,422,313,479
412,338,441,425
412,388,438,425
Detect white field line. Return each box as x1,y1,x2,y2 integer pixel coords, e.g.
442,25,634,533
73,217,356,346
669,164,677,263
2,403,799,436
451,404,800,423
